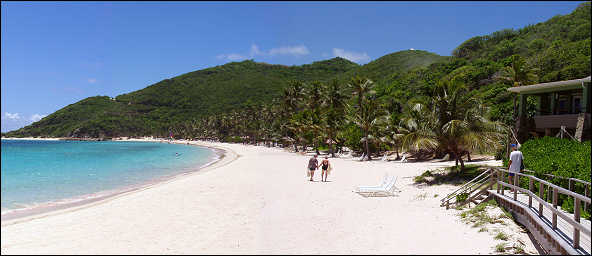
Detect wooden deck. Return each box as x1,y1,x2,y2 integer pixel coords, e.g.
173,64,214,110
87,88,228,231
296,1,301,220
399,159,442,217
490,189,591,255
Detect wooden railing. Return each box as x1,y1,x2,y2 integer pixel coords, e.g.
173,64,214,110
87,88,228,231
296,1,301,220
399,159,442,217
492,167,591,250
440,170,491,209
511,169,590,212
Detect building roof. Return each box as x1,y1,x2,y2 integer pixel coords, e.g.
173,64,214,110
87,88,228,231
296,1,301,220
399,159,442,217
507,76,591,94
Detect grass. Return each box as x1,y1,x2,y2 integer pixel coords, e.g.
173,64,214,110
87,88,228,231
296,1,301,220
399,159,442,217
415,192,428,200
513,244,525,254
412,164,491,186
494,231,509,241
459,199,511,228
434,194,438,198
478,227,488,233
495,243,507,253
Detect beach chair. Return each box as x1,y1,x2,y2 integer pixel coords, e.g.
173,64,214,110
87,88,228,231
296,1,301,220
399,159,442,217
358,153,366,161
400,154,407,163
355,176,400,197
356,174,392,190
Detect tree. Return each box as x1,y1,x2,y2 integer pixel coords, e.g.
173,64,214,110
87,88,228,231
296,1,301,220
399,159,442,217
322,79,347,157
346,94,385,161
347,77,377,160
399,80,506,170
495,54,539,120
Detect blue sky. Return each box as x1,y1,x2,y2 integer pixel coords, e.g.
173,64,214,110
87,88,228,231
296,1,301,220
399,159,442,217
1,1,584,132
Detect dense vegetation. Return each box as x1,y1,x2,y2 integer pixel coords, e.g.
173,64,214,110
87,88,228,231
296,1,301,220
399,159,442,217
518,137,591,218
6,3,591,159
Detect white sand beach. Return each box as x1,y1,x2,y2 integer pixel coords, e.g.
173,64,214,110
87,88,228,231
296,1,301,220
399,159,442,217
1,140,537,254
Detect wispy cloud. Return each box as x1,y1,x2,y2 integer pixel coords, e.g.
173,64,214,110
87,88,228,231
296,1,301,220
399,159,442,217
30,114,47,122
87,78,97,84
332,48,371,63
218,44,310,61
4,112,21,120
216,53,247,61
250,44,263,57
267,45,309,57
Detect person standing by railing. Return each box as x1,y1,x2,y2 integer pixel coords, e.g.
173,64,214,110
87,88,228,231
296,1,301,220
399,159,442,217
508,143,524,192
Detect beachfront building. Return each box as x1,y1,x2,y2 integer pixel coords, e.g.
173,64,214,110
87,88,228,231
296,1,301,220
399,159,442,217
507,76,591,142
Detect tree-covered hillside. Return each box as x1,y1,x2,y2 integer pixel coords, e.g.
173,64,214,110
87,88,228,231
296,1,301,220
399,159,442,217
5,2,590,138
6,58,359,137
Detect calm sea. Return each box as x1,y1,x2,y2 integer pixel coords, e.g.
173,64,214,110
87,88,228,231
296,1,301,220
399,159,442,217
1,140,217,214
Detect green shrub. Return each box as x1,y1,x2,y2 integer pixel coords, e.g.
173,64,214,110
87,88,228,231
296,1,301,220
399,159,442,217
494,231,509,241
495,243,507,252
521,137,590,182
520,137,591,219
456,193,469,202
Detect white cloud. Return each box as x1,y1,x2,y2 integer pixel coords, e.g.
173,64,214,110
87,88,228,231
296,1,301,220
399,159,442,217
268,45,309,57
30,114,47,122
216,53,247,61
332,48,371,63
218,44,310,61
410,48,415,51
250,44,263,57
4,112,20,120
87,78,97,84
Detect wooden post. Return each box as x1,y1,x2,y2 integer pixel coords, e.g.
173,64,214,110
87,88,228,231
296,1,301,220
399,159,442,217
552,188,558,229
548,185,553,203
497,170,501,194
489,169,494,190
528,177,533,208
539,182,544,216
574,197,581,249
550,92,556,115
514,174,518,201
585,184,589,212
446,200,449,210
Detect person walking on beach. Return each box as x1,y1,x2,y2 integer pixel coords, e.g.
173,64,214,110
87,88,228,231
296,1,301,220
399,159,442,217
320,156,331,182
507,144,523,192
308,154,319,181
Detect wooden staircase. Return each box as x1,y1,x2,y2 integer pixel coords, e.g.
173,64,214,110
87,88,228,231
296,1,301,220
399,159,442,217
440,169,493,209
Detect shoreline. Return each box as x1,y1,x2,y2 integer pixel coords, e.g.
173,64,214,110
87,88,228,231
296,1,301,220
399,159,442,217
2,141,538,254
1,139,235,225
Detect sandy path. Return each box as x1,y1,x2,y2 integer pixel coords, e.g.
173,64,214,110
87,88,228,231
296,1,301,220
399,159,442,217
1,141,519,254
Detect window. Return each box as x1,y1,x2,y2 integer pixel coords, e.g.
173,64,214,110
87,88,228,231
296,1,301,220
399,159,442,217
557,96,569,114
573,96,582,113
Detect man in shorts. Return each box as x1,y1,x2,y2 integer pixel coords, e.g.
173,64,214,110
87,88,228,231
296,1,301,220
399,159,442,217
508,144,523,191
308,154,319,181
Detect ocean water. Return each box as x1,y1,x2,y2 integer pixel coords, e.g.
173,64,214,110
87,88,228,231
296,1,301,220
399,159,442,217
1,140,218,213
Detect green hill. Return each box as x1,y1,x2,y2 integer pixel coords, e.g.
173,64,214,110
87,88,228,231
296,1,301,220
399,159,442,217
6,58,359,137
5,2,590,138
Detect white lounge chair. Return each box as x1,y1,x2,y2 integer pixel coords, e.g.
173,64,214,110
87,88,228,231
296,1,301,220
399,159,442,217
355,176,401,197
356,174,393,190
400,154,407,163
357,153,366,161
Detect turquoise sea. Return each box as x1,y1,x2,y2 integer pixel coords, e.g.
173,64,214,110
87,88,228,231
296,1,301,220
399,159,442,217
1,140,217,214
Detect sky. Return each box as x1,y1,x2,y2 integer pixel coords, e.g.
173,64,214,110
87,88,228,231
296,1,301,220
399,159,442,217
1,1,585,132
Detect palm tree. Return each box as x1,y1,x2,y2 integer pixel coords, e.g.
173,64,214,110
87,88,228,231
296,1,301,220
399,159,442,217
347,77,377,159
346,94,385,161
323,79,347,157
307,81,324,154
495,54,539,122
399,80,505,170
348,76,376,110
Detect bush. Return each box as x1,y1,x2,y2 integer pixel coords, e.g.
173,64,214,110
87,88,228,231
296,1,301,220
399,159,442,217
520,137,591,219
521,137,591,182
